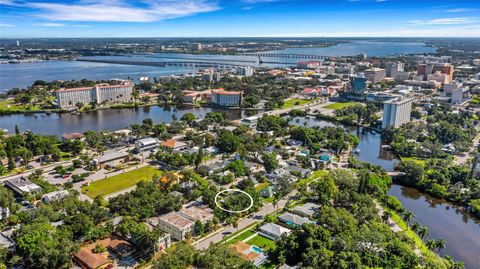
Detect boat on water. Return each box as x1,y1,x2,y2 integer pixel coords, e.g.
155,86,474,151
353,149,361,154
381,145,393,150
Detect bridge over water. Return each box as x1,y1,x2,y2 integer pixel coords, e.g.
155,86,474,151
242,53,330,60
77,58,249,68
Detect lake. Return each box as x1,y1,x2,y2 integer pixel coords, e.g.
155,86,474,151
389,185,480,269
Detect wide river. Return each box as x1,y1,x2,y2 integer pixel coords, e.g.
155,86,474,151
0,40,435,92
3,41,477,267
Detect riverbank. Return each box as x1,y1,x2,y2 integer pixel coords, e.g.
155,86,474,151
389,185,480,269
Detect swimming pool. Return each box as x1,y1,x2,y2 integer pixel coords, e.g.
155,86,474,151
250,245,264,254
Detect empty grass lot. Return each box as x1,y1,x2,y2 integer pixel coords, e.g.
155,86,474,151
82,166,162,198
323,102,359,110
281,98,316,109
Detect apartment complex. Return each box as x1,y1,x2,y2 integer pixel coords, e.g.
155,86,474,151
155,212,194,241
381,97,413,129
386,62,405,78
417,63,454,83
364,68,386,83
55,81,134,109
210,89,243,107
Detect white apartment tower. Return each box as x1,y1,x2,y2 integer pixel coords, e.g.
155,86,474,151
382,97,413,129
55,81,133,109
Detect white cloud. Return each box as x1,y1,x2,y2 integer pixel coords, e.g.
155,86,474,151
447,8,476,13
26,0,219,22
408,17,477,25
0,0,16,5
0,23,14,27
36,23,66,27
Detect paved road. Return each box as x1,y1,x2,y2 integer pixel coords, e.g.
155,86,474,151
193,190,298,250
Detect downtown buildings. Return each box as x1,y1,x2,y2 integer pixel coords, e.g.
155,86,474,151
55,80,134,109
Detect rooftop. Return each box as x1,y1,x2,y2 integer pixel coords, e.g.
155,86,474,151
158,211,194,229
293,202,321,217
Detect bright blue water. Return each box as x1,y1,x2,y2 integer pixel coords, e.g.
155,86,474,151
250,245,264,254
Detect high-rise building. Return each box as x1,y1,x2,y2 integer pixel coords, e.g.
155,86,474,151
386,62,405,78
416,63,454,83
55,81,133,109
381,97,413,129
349,74,367,93
364,68,386,83
237,66,254,77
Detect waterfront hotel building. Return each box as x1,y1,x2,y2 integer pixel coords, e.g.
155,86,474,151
55,81,134,109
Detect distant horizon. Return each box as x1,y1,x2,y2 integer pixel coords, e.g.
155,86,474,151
1,36,480,40
1,0,479,38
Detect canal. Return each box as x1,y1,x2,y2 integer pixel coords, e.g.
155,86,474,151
389,185,480,269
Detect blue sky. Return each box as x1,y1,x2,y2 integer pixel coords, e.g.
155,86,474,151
0,0,479,38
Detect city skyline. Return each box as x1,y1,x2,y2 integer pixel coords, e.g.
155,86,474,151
0,0,479,38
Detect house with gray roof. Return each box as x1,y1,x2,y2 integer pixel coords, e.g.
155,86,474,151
278,212,314,227
292,202,321,218
4,177,42,196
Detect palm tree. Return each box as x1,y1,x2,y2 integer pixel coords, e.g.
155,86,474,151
410,221,421,233
417,226,430,240
426,240,436,251
382,211,391,224
435,239,446,253
401,209,415,226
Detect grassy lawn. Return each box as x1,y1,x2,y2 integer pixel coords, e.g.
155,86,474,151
0,99,42,112
246,234,276,251
255,182,270,191
281,98,316,109
226,230,256,245
297,170,328,186
323,102,359,110
401,157,428,167
81,166,162,198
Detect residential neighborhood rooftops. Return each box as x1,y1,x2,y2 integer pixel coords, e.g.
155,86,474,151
158,211,194,229
292,202,321,217
61,132,85,140
180,204,214,223
278,212,314,226
259,223,291,240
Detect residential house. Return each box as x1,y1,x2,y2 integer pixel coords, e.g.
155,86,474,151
258,223,291,241
292,203,321,218
42,190,70,204
161,139,189,152
61,132,85,141
278,212,313,227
